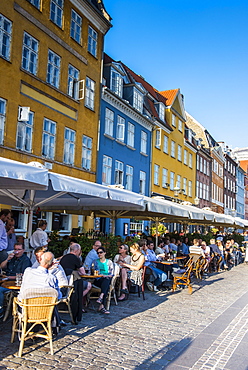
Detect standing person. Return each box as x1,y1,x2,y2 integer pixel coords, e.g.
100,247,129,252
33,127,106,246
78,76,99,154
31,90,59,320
0,209,11,265
84,240,102,269
30,220,49,249
6,218,17,252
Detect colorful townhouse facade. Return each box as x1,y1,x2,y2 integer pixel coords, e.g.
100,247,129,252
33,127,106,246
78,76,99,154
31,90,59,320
0,0,111,233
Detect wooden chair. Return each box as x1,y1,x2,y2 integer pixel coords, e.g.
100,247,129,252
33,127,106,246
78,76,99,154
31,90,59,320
11,287,58,357
57,275,75,324
172,257,194,294
127,265,146,300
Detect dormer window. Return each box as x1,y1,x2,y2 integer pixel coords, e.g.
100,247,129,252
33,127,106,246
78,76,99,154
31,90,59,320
155,102,165,122
133,88,143,113
110,68,123,97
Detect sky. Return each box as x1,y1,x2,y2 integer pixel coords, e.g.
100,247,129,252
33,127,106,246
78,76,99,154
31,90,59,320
103,0,248,149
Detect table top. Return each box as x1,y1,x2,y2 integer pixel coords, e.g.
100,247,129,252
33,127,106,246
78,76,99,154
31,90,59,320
1,280,20,290
80,274,104,279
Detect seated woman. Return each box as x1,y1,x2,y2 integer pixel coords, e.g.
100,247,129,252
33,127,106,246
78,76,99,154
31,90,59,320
119,243,145,297
113,244,131,301
94,247,114,314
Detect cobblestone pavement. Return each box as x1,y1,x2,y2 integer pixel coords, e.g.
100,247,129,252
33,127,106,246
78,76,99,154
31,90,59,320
1,263,248,370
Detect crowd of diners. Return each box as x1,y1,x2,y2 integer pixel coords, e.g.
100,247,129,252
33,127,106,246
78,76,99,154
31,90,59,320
0,208,247,326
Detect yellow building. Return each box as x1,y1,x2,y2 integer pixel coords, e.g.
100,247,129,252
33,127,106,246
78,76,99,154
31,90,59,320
151,89,197,204
0,0,111,233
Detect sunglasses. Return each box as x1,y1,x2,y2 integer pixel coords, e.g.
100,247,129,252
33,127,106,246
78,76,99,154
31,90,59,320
97,251,104,254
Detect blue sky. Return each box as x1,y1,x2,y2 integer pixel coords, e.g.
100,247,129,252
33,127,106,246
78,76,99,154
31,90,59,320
103,0,248,149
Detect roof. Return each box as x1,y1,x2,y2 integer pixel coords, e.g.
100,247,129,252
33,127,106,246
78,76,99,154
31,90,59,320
159,89,180,106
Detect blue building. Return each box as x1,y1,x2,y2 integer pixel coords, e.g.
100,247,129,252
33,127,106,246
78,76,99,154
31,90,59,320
236,165,245,219
96,54,157,237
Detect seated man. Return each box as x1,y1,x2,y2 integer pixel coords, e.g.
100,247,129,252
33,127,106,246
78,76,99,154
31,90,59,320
84,240,101,269
142,243,167,291
189,239,205,257
2,243,32,277
60,243,91,315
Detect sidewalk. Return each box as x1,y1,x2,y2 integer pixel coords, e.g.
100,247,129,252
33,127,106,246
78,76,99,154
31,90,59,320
1,263,248,369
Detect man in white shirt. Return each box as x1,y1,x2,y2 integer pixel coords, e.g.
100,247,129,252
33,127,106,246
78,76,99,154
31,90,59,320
30,220,49,249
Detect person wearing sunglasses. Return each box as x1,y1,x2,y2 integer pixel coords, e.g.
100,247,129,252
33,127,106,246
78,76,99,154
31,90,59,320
93,247,114,314
113,244,131,301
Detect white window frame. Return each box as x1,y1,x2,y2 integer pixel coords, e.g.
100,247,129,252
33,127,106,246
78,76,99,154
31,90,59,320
50,0,64,28
88,25,98,57
22,32,38,75
105,108,114,137
0,98,6,145
171,140,175,158
183,178,187,195
163,135,168,153
155,129,161,149
82,135,92,171
127,122,134,147
47,49,61,88
102,155,112,185
170,172,175,190
110,68,123,97
42,118,56,160
139,171,146,195
0,14,12,61
133,88,143,113
188,180,192,197
70,9,82,44
184,149,188,165
141,131,147,155
177,174,181,189
154,164,160,185
189,153,193,168
16,111,34,153
162,168,168,188
116,115,125,142
126,165,133,191
115,160,124,186
85,76,95,110
172,114,176,127
178,145,182,161
63,127,75,165
178,119,182,132
68,64,79,99
158,103,165,121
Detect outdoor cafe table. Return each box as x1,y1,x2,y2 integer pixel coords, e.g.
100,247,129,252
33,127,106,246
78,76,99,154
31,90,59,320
80,274,103,279
154,258,187,279
1,279,20,321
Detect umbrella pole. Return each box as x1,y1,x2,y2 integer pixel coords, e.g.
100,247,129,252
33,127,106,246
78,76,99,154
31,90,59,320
27,190,35,239
155,217,159,248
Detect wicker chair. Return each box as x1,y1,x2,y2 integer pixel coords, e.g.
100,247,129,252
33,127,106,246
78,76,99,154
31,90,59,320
57,275,75,323
11,287,58,357
172,257,194,294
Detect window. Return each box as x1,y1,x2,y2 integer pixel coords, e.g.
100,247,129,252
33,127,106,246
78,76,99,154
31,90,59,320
139,171,146,195
203,159,207,174
188,180,192,197
0,98,6,145
178,119,182,132
189,153,193,168
141,131,147,154
171,140,175,157
184,149,187,165
63,127,75,165
172,114,176,127
22,32,38,75
102,155,112,185
163,135,168,153
183,178,187,195
196,155,199,170
26,0,40,8
133,88,143,112
154,164,160,185
155,129,161,149
82,135,92,171
47,50,61,88
0,14,12,60
162,168,168,188
200,157,203,172
116,115,125,142
16,111,34,152
88,26,97,57
105,108,114,137
42,118,56,159
50,0,64,28
85,77,95,110
126,165,133,191
68,64,79,99
158,103,165,121
115,160,124,186
70,9,82,43
110,68,123,97
177,175,181,189
127,122,134,147
170,172,175,190
178,145,182,161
